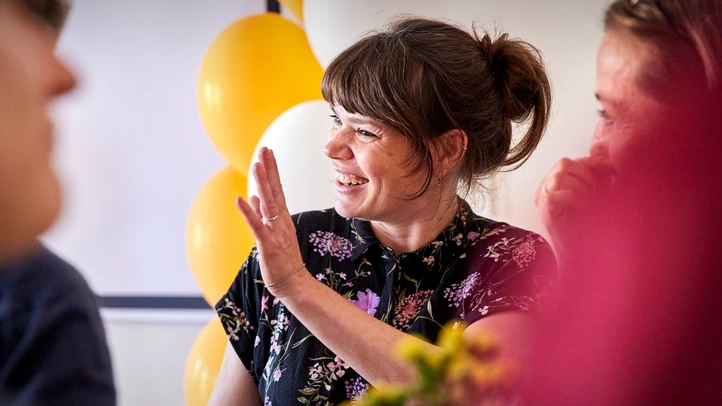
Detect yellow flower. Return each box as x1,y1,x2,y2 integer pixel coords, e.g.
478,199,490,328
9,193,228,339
436,323,465,354
351,319,515,406
350,383,407,406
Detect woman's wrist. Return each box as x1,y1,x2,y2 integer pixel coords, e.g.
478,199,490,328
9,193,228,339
266,265,316,299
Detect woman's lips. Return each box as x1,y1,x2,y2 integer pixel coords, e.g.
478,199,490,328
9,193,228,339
334,171,369,186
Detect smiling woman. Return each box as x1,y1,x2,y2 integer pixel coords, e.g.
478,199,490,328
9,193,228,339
210,16,556,406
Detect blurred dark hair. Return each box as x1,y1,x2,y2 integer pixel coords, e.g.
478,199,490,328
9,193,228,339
322,17,551,198
605,0,722,88
23,0,71,36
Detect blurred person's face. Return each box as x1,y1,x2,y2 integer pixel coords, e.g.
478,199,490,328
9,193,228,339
592,30,707,181
592,31,665,178
0,0,76,262
590,30,715,184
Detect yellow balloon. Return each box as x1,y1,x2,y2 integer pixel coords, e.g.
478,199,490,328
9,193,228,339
279,0,304,22
184,319,228,406
186,167,255,306
198,13,324,175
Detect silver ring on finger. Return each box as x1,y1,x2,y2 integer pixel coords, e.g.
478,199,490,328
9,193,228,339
263,214,280,222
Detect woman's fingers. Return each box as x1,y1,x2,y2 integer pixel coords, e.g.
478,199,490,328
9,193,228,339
577,155,616,193
549,158,596,190
536,156,614,204
535,157,604,224
252,158,282,221
542,170,595,203
236,196,269,239
541,188,589,217
265,149,289,212
249,195,262,219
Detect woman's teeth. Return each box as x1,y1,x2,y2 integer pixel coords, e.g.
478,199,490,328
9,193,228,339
335,172,369,186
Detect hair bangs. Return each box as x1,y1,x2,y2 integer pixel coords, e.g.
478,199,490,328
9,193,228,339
322,35,423,135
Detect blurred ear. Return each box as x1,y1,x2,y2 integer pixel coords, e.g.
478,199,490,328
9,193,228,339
433,129,467,178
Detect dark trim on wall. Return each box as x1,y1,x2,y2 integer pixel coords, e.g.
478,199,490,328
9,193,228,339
99,296,210,310
266,0,280,13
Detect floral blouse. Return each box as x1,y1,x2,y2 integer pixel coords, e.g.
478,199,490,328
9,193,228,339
216,199,556,405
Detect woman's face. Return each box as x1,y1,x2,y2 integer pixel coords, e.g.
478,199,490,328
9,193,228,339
593,31,667,177
593,30,703,180
0,1,76,260
324,105,435,224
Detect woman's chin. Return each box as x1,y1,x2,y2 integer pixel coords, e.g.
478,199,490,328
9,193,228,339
333,201,354,219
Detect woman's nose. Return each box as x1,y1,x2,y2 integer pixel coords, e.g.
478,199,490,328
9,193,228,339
324,130,353,160
590,119,610,157
50,55,77,96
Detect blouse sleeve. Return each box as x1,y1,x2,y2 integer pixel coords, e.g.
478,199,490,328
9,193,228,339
458,227,557,325
215,246,263,381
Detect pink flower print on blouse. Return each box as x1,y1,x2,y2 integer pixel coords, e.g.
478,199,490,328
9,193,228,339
309,231,353,260
512,234,537,267
467,231,481,241
451,233,464,246
350,289,380,316
444,273,480,308
392,290,434,330
327,356,347,378
345,377,369,405
483,224,509,239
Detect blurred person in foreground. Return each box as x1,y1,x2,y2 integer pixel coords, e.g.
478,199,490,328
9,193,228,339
210,17,556,405
0,0,116,404
529,0,722,404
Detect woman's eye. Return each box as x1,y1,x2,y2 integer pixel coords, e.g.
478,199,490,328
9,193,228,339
329,114,341,124
357,129,378,138
597,109,614,124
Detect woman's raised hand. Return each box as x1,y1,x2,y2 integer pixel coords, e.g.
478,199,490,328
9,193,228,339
235,147,308,298
534,154,615,254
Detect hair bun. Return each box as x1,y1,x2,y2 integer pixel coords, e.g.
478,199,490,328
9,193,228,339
479,33,548,122
475,31,551,169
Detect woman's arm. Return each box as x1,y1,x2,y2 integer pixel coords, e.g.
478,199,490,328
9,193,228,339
463,312,534,363
277,272,534,385
272,269,431,384
208,344,262,406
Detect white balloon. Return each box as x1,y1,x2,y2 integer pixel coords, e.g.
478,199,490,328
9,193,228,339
303,0,449,68
247,100,337,215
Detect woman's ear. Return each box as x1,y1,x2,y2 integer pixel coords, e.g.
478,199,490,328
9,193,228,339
434,129,467,178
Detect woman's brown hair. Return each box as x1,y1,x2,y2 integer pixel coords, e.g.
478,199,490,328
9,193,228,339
322,17,551,197
605,0,722,88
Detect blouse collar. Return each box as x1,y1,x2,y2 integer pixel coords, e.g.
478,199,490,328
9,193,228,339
348,198,488,268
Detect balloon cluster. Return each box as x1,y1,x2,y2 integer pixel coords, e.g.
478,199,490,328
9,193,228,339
183,3,324,405
183,1,448,404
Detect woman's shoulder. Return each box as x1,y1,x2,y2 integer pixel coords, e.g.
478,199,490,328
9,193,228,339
475,219,549,245
462,213,554,261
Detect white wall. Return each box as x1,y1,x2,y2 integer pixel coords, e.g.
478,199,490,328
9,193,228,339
42,0,607,404
45,0,265,296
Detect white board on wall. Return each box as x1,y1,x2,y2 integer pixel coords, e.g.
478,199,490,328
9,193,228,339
43,0,265,296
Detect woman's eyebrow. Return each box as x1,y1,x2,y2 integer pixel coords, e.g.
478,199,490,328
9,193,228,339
595,92,622,109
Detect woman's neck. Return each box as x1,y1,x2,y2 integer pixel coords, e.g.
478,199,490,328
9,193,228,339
370,194,460,256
